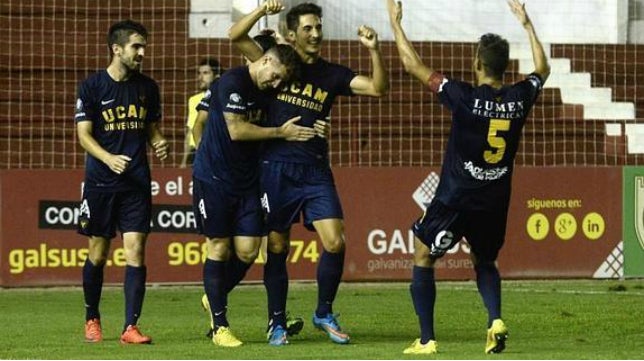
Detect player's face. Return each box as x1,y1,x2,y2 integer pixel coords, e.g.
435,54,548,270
256,58,288,90
115,33,147,72
291,14,323,56
197,65,216,91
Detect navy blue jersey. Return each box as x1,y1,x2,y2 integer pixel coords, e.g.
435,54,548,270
261,58,355,164
432,73,543,210
74,70,161,192
192,66,267,194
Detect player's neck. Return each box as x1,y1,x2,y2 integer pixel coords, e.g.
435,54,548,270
476,75,503,89
296,47,320,64
106,63,132,82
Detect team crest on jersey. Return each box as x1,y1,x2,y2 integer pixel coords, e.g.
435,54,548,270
139,95,146,104
229,93,242,104
226,93,245,110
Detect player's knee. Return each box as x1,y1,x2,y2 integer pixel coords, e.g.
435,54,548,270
236,248,259,264
266,237,289,254
124,247,145,266
322,237,345,253
89,253,108,266
206,240,231,260
413,238,433,267
87,238,109,265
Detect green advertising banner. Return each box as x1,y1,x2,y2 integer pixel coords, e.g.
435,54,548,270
623,166,644,277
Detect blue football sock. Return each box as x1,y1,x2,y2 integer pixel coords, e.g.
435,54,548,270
224,253,253,294
315,250,344,318
410,265,436,344
123,265,146,330
82,259,104,321
204,259,228,328
263,251,288,327
475,263,501,327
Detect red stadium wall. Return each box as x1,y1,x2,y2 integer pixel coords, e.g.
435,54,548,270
0,2,640,286
1,1,643,168
0,167,623,286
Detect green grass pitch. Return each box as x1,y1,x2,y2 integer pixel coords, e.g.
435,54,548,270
1,280,643,359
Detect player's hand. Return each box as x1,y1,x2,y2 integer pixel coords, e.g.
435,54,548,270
357,25,379,49
263,0,284,15
386,0,403,26
280,116,316,141
105,154,132,174
508,0,530,28
314,117,331,139
152,139,169,160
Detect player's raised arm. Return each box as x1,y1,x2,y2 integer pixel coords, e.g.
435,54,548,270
386,0,434,87
508,0,550,82
349,25,389,97
229,0,284,62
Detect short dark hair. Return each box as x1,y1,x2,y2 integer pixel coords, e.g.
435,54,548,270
477,33,509,79
253,34,278,53
199,57,222,76
266,44,301,82
107,19,148,55
286,3,322,32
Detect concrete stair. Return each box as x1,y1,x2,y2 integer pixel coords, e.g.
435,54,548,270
512,42,639,153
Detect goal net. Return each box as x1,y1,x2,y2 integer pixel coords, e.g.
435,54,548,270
0,0,642,169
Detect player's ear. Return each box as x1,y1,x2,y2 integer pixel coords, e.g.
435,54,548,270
286,30,296,43
262,54,271,66
474,56,482,71
111,43,121,57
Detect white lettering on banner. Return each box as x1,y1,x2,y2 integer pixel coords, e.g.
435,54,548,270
367,228,471,255
367,257,414,272
157,210,196,229
367,229,415,255
45,205,82,225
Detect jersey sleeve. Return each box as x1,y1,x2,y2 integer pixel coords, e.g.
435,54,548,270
218,72,249,116
522,72,544,103
435,77,470,112
147,80,162,123
338,64,357,97
186,93,201,127
74,79,94,123
196,86,213,113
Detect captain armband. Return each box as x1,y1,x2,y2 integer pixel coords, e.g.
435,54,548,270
427,72,447,94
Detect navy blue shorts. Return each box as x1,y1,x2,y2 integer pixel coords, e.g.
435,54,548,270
192,177,264,238
411,200,508,262
77,188,151,239
260,161,343,232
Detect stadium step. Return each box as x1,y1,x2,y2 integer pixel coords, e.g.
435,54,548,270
510,43,636,121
